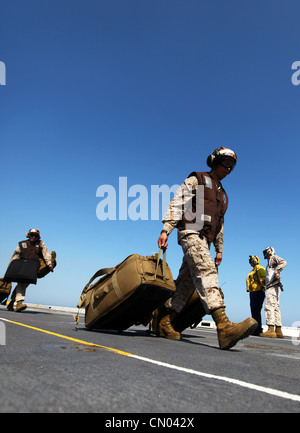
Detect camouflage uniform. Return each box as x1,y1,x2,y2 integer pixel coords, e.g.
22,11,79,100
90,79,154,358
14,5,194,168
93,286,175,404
264,286,282,327
264,254,287,327
8,241,51,302
163,175,225,314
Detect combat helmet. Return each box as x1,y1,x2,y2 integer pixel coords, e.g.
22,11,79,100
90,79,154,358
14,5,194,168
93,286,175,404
263,247,275,259
207,147,237,170
249,255,260,266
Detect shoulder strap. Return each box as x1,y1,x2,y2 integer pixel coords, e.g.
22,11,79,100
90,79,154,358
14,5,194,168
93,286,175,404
76,267,115,310
82,267,116,293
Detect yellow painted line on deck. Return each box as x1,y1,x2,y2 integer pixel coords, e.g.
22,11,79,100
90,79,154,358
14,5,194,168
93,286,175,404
0,317,133,356
1,316,300,404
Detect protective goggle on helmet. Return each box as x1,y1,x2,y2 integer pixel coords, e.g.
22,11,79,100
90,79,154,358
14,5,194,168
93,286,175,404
26,229,41,239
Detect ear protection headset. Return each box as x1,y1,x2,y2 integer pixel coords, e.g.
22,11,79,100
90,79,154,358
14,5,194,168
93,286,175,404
207,147,223,168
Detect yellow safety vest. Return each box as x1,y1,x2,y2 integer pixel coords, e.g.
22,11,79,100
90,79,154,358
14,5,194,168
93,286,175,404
246,265,266,292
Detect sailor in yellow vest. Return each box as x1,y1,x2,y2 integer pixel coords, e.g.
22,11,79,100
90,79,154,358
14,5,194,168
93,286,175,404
246,256,266,336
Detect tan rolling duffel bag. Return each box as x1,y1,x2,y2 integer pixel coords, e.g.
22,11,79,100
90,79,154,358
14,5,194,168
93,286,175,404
76,249,176,331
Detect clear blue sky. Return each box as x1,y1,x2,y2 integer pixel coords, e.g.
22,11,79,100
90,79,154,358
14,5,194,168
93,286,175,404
1,0,299,326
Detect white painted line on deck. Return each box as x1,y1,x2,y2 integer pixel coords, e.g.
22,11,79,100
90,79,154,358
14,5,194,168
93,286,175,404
129,354,300,403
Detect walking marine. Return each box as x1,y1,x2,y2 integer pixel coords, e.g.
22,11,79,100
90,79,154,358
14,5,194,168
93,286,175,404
6,229,54,312
157,147,258,350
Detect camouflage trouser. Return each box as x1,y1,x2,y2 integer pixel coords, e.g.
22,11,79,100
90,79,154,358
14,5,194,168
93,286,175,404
264,284,282,327
165,234,225,314
11,283,30,302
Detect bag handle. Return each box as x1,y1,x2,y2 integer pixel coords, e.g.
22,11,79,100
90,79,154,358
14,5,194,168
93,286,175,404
154,248,167,280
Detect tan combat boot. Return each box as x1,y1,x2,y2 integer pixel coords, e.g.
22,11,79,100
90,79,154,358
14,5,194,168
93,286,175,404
275,326,284,338
159,308,181,341
15,301,27,313
259,325,277,338
212,307,258,350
